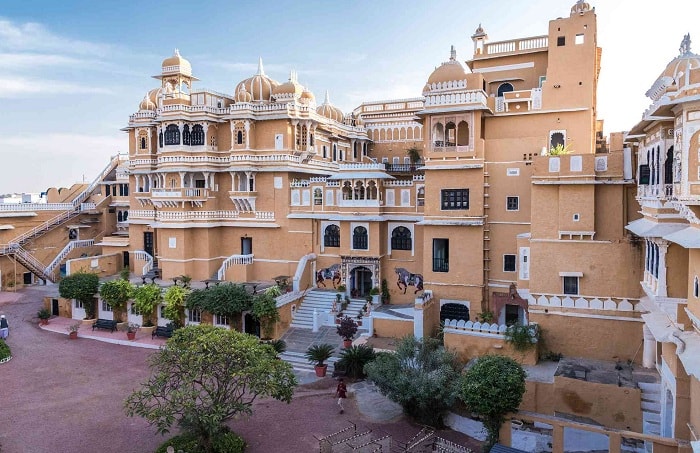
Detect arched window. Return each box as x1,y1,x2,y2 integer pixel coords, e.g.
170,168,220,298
433,122,445,146
164,124,180,145
182,124,191,145
342,182,352,200
445,122,456,146
123,210,128,221
457,121,469,146
354,181,365,200
391,226,412,251
324,225,340,247
694,276,699,298
191,125,205,146
497,82,514,97
237,130,243,145
366,181,377,200
353,226,368,250
159,131,163,148
140,137,147,150
550,132,565,149
313,188,322,205
117,211,123,222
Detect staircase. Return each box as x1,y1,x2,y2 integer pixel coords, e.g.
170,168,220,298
279,350,340,373
45,240,95,277
639,380,661,441
289,289,367,329
0,244,54,283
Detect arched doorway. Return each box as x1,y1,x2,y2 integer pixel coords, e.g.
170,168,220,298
351,266,373,298
244,313,260,337
440,303,470,323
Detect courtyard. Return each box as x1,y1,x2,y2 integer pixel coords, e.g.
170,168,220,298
0,286,481,453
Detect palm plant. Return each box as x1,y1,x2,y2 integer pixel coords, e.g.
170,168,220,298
337,345,376,379
305,343,335,367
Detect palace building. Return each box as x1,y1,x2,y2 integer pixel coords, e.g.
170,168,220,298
3,1,699,449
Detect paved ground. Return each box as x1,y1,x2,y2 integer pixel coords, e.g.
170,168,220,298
0,286,482,453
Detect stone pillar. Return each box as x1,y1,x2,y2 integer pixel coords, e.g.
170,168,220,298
657,241,669,297
177,123,183,145
498,419,512,447
643,324,656,369
312,308,319,333
179,172,186,188
244,121,250,149
202,172,210,189
306,121,311,151
229,120,235,151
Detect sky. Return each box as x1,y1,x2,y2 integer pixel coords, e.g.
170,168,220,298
0,0,699,194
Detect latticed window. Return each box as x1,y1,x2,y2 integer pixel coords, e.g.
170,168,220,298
164,124,180,145
324,225,340,247
353,226,368,250
182,124,191,145
191,125,205,146
441,189,469,210
237,130,244,145
391,226,412,251
301,125,308,148
188,309,202,323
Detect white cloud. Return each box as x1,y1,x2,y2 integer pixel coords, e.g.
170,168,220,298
0,76,114,98
0,133,126,193
0,18,112,56
0,52,85,68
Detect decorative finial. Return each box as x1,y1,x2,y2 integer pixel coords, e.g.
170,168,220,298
450,45,456,61
680,33,692,56
324,90,330,104
174,48,180,57
257,57,265,76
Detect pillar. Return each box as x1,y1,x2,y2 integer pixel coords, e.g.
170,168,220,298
179,172,186,188
657,241,669,297
244,121,250,149
229,120,235,151
202,172,210,189
177,123,183,145
643,324,656,368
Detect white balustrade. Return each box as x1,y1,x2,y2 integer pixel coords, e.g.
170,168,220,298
484,35,548,55
338,163,386,171
443,319,509,336
46,240,94,275
217,254,254,280
133,250,154,275
528,293,639,311
0,203,73,211
255,211,275,220
383,180,414,187
424,90,488,108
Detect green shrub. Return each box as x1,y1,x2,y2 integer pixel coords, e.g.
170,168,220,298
337,344,376,379
155,433,200,453
504,323,539,352
212,429,246,453
0,341,11,361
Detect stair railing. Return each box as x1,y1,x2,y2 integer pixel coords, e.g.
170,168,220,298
45,240,94,276
133,250,154,275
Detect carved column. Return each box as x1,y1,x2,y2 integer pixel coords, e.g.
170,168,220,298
657,241,669,297
202,172,210,189
643,324,656,368
178,123,183,145
244,121,250,149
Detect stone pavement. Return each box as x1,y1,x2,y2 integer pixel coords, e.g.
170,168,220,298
280,325,343,353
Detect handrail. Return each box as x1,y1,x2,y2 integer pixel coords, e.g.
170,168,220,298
216,254,254,280
72,154,127,208
45,240,94,275
292,253,316,292
133,250,154,275
8,244,54,282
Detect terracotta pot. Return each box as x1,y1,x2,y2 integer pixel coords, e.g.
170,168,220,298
40,319,49,326
69,331,78,340
343,339,352,348
314,364,327,377
127,331,136,341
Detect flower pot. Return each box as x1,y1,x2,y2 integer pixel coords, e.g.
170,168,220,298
69,331,78,340
126,331,136,341
39,319,49,326
140,326,156,336
343,339,352,348
314,364,328,377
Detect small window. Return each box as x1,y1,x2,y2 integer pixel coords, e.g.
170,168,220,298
433,238,449,272
324,224,340,248
695,276,699,298
506,196,519,211
557,36,566,46
353,226,368,250
101,301,112,312
215,314,229,326
188,309,202,324
575,34,584,45
391,226,412,251
573,213,580,222
639,165,651,185
504,255,516,272
563,276,579,295
441,189,469,210
195,179,206,188
538,76,547,87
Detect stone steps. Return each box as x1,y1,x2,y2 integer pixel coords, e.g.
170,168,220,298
280,350,340,373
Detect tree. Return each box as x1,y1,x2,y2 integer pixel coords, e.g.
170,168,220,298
406,146,422,164
163,285,189,327
460,355,526,450
364,336,461,427
251,290,280,339
132,283,162,326
186,283,252,317
125,325,296,452
59,272,99,319
99,279,133,321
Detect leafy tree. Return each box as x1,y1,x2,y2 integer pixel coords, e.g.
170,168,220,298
125,325,296,452
186,283,252,316
460,355,526,450
252,291,280,339
163,285,189,327
59,272,99,319
132,283,162,326
364,336,461,427
99,279,133,321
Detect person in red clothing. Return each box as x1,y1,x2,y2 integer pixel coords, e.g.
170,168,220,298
335,378,347,414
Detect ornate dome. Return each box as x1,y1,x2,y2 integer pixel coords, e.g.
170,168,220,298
234,58,279,102
647,34,700,99
471,23,487,40
301,88,315,103
425,46,469,89
161,49,192,76
139,93,156,111
316,91,344,122
570,0,591,15
147,88,162,105
273,69,304,98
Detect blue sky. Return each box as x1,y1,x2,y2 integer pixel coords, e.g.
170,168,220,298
1,0,699,193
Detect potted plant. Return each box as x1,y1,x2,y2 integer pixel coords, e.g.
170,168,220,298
132,283,162,334
337,284,346,294
336,316,358,348
305,343,335,377
99,279,133,323
66,322,80,339
369,286,380,304
381,279,390,304
37,308,51,325
59,272,99,321
121,322,140,341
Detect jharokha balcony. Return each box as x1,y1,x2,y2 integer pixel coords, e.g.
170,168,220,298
134,188,209,208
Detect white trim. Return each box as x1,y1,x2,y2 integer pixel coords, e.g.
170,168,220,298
559,271,583,277
472,62,535,73
528,308,644,322
388,222,415,257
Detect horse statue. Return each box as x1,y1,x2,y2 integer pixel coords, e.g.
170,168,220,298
395,267,424,294
316,264,342,288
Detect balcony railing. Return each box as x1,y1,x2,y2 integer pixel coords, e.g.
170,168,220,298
384,162,424,173
433,258,449,273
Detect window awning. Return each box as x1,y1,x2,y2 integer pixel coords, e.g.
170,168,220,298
625,218,687,238
559,272,583,277
663,227,700,248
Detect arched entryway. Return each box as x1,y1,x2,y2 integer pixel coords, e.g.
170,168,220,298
441,303,470,323
244,313,260,338
350,266,373,298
